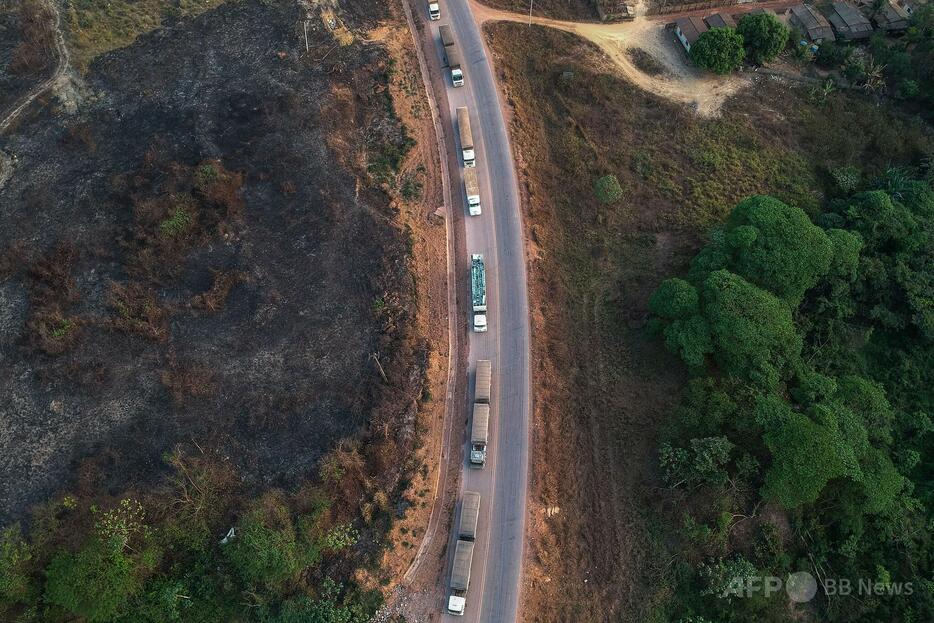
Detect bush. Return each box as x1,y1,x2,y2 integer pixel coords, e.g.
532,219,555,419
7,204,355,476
593,174,624,204
737,13,789,64
691,28,746,74
816,41,850,69
44,538,137,622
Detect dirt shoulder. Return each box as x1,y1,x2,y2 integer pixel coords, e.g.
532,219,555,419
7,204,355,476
483,20,933,622
475,0,598,21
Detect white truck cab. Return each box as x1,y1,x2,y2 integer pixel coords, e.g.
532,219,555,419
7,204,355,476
448,594,466,615
473,313,487,333
428,2,440,20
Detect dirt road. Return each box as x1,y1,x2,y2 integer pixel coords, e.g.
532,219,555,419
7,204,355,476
470,0,796,115
0,0,69,135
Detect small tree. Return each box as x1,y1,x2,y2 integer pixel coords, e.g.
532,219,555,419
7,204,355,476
593,174,624,204
737,13,790,64
690,28,745,74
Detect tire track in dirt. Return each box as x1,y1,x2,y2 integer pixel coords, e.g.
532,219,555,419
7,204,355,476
0,0,69,135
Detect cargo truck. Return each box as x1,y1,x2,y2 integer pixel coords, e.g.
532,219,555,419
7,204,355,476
464,167,481,216
427,0,440,20
470,254,487,332
447,539,475,615
439,25,464,86
475,359,491,404
470,403,489,467
456,107,475,167
459,491,481,540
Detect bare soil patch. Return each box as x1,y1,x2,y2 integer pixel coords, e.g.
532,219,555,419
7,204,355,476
476,0,598,21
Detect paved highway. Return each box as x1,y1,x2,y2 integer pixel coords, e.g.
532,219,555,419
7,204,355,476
425,1,531,621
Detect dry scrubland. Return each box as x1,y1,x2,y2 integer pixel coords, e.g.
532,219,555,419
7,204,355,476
483,22,933,622
0,0,442,619
478,0,597,20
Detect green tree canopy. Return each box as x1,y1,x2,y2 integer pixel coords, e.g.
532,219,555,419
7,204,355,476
701,270,801,388
691,196,835,304
690,28,745,74
762,401,857,508
737,13,790,64
45,537,137,622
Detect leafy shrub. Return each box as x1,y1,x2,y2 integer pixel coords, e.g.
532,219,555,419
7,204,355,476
690,28,745,74
593,174,624,204
737,13,789,64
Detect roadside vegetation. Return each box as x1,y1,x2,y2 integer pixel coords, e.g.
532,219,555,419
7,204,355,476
484,20,934,622
649,178,934,621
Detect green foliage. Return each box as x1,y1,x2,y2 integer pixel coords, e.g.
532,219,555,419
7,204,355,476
659,437,734,488
0,526,34,609
761,402,857,508
701,270,801,389
690,28,745,74
815,41,851,69
736,13,789,64
224,510,302,589
649,278,699,319
593,174,624,204
692,196,835,304
159,206,192,237
44,537,138,622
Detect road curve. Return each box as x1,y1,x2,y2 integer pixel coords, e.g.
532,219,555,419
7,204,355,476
429,1,532,621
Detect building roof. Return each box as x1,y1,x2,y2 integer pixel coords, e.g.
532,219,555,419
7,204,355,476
873,0,911,29
705,13,736,29
676,16,709,45
827,2,874,38
789,4,836,41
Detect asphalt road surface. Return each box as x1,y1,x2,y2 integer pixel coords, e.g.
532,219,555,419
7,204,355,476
426,1,531,621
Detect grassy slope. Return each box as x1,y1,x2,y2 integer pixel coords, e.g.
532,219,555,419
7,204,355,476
65,0,229,71
484,22,933,622
477,0,597,21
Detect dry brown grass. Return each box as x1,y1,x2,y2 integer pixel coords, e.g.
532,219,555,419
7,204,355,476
9,0,55,76
190,270,245,312
485,20,934,623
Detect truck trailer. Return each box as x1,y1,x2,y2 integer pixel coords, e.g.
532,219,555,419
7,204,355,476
459,491,481,540
470,404,489,467
475,359,491,404
427,0,440,20
464,167,481,216
448,539,475,615
439,25,464,86
470,254,487,332
456,107,475,167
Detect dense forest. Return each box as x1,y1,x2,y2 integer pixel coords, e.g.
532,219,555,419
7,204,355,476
649,165,934,621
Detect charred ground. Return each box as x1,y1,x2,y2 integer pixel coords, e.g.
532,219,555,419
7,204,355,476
0,0,421,526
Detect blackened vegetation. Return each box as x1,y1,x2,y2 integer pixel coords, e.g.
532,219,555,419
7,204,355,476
0,0,56,112
0,0,423,545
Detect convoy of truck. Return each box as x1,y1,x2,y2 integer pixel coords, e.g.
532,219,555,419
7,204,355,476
470,254,487,333
439,24,464,86
456,107,475,167
431,11,505,618
447,491,482,615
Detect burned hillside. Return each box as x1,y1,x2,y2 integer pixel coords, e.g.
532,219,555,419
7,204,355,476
0,0,423,524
